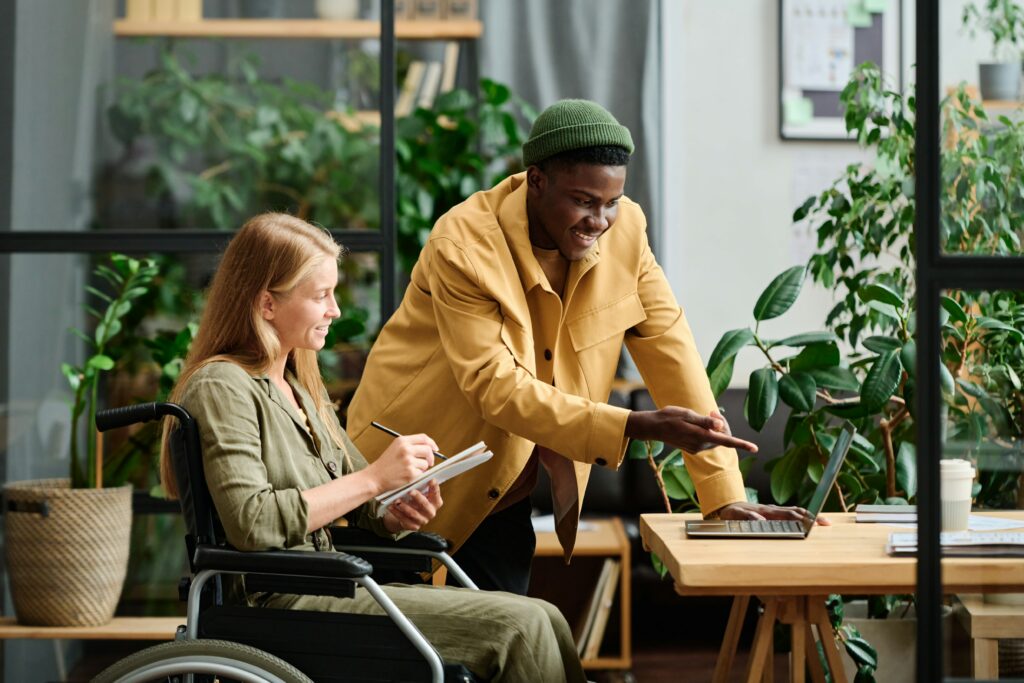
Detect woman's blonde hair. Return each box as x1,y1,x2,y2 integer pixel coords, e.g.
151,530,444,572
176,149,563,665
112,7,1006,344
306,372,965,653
160,212,348,498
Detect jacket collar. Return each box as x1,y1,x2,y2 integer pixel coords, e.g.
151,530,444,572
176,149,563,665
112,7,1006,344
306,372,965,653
497,172,602,298
250,369,322,454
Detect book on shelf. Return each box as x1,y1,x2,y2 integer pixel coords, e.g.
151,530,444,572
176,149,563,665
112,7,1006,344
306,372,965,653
856,504,917,523
442,0,478,20
582,559,620,661
373,440,493,517
395,60,426,117
574,558,615,656
440,41,460,93
394,0,415,20
126,0,153,20
887,530,1024,557
417,61,443,109
412,0,443,20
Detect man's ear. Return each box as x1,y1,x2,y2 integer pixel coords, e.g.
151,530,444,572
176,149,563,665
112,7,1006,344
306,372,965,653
526,165,547,194
258,291,275,321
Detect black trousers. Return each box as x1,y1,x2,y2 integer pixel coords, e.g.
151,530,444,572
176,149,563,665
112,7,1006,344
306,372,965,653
451,496,536,595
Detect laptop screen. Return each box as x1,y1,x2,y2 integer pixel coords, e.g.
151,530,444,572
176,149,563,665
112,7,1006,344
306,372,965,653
803,422,856,528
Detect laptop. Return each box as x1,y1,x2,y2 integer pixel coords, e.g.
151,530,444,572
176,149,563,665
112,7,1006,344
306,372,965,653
684,421,856,539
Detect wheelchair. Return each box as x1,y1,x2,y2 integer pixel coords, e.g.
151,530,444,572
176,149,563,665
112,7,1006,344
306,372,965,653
92,402,481,683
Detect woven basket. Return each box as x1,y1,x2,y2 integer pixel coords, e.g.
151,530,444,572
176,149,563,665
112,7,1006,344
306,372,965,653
3,479,132,626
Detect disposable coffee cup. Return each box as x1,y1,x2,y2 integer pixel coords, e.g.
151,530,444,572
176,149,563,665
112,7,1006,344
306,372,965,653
939,459,974,532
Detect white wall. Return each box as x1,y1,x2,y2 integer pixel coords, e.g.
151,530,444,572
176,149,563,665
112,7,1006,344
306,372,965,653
659,0,989,388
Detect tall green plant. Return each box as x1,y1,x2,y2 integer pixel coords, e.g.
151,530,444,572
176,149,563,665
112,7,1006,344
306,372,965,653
637,63,1024,679
109,48,536,276
62,254,159,488
963,0,1024,60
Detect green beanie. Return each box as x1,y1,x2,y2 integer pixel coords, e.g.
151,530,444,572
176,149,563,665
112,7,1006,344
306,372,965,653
522,99,634,167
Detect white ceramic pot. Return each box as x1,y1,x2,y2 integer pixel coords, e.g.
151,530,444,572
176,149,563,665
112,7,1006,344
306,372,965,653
840,601,952,683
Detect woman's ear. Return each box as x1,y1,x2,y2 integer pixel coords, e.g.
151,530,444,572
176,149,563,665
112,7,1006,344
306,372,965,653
258,291,275,320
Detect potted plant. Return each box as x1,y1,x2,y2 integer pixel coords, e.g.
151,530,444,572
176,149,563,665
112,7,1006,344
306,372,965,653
3,254,158,626
640,63,1024,681
963,0,1024,101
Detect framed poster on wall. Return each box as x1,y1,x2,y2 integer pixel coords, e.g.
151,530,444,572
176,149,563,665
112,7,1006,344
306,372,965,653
779,0,902,140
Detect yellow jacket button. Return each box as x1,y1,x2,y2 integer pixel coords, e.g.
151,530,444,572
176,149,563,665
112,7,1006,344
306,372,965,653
487,488,500,499
543,349,552,361
595,457,607,467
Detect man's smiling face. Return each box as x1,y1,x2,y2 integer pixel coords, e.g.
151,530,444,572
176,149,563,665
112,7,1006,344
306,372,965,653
526,162,627,261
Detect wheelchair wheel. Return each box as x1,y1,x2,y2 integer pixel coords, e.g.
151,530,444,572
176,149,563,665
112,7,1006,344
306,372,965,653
92,638,313,683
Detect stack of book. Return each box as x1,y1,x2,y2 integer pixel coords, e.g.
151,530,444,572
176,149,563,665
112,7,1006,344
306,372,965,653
395,42,461,116
126,0,202,21
396,0,478,20
574,558,620,660
855,504,917,523
887,531,1024,557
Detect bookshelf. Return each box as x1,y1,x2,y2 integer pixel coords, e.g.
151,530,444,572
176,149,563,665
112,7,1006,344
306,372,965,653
532,517,632,671
113,19,483,40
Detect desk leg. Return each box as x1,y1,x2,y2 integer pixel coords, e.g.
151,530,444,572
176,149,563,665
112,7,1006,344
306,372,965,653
809,600,848,683
713,595,750,683
790,602,806,683
972,638,999,679
745,598,779,683
805,623,826,683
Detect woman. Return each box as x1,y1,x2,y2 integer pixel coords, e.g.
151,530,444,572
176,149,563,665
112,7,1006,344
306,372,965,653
160,213,586,683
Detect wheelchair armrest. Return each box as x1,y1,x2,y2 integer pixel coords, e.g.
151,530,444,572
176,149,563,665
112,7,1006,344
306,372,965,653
329,526,450,553
193,545,372,579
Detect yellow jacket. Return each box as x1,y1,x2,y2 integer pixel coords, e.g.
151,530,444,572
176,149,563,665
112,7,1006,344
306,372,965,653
348,172,746,557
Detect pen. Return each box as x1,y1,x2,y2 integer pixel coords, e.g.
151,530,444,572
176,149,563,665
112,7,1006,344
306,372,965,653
370,421,448,461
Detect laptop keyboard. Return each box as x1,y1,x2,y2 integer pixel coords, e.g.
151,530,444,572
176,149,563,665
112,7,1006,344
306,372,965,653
725,519,803,534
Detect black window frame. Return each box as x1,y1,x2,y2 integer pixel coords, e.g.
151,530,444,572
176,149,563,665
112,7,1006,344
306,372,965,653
915,2,1021,681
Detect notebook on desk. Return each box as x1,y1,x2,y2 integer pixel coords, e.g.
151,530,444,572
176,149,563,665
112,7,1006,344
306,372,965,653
685,421,855,539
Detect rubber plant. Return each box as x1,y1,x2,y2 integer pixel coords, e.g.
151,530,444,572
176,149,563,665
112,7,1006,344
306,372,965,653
640,63,1024,681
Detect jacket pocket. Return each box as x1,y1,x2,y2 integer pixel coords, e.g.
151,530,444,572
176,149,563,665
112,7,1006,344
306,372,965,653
567,292,647,351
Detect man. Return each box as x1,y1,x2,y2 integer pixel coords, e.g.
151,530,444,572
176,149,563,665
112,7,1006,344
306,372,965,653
348,99,814,594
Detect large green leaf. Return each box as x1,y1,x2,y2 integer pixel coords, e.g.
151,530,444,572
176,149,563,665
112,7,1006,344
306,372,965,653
790,343,841,372
707,328,754,374
663,467,697,502
940,295,967,324
708,355,736,399
778,372,816,412
862,335,902,354
753,267,806,321
896,441,917,498
770,448,809,504
809,366,861,392
770,331,837,348
857,283,905,308
899,339,916,378
860,350,902,410
746,368,780,431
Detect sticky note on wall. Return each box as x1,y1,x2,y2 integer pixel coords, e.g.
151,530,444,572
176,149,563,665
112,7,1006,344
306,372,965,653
847,0,873,27
784,96,814,125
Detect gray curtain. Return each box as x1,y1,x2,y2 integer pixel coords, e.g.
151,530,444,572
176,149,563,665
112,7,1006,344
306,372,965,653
478,0,662,256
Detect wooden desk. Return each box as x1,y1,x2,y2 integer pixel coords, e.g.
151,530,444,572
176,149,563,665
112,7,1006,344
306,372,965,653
640,512,1024,683
534,517,631,671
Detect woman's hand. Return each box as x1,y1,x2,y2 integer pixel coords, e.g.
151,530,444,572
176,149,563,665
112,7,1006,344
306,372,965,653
365,434,437,494
383,480,443,533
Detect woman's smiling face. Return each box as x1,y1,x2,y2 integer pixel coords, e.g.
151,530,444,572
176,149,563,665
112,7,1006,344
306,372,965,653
526,162,627,261
263,257,340,354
